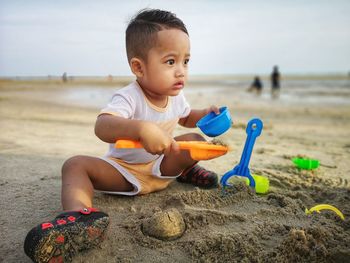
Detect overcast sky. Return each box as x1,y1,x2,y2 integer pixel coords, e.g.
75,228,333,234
0,0,349,76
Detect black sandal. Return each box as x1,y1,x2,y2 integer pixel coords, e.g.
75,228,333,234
177,164,218,188
24,207,109,263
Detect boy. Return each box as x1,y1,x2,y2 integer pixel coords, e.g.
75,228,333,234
24,8,220,262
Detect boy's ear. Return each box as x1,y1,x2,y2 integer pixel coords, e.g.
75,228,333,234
130,58,144,78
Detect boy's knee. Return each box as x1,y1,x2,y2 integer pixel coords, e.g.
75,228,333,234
61,155,87,175
193,133,205,141
175,132,206,142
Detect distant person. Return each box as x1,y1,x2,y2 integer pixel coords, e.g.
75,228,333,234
270,66,281,98
248,76,263,95
24,8,220,262
62,72,68,83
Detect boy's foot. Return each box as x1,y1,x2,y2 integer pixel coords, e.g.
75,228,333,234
24,207,109,263
176,164,218,188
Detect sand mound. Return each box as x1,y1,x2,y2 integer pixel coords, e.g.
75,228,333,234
141,208,186,240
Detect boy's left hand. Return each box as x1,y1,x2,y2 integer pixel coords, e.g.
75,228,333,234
206,105,221,115
178,105,221,128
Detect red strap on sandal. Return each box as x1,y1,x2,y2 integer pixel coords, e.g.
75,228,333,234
80,207,99,215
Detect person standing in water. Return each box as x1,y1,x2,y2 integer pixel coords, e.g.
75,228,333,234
270,66,281,98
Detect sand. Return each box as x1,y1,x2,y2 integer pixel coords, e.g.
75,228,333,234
0,77,349,262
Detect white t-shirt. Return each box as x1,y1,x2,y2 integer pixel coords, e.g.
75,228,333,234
100,81,191,163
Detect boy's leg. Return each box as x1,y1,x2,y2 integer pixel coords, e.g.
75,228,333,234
160,133,218,188
61,155,133,211
24,156,133,262
160,133,203,176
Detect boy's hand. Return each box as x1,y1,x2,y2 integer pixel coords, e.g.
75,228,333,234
178,105,222,128
206,105,221,115
139,122,179,155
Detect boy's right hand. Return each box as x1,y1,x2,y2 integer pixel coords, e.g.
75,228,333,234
139,122,179,155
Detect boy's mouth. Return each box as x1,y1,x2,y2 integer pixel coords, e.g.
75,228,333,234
173,81,184,89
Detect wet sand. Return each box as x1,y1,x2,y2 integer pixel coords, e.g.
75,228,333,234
0,78,349,262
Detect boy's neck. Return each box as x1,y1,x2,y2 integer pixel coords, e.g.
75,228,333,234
136,80,169,108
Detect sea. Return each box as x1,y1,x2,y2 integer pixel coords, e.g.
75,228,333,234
59,78,350,109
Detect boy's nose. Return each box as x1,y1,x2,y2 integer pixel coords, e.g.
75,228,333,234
176,72,185,77
175,66,185,77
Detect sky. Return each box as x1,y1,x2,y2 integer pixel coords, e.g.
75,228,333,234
0,0,350,77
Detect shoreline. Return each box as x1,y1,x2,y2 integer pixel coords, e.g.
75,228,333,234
1,78,350,110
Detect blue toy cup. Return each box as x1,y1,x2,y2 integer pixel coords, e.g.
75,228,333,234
196,106,232,137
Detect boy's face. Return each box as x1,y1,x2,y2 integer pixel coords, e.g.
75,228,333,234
138,29,190,98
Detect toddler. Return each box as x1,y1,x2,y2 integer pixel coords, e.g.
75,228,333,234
24,8,219,262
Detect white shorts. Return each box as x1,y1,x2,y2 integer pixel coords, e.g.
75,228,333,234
98,155,178,196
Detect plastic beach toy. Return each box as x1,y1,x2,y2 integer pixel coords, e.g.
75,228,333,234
293,158,320,170
196,106,232,137
305,204,345,220
115,140,229,161
220,118,263,189
245,174,269,194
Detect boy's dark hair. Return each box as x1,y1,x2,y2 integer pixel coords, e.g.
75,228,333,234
126,9,188,62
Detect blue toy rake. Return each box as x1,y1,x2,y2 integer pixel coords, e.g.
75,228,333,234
220,118,263,189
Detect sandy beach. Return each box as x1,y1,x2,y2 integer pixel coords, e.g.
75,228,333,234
0,77,349,262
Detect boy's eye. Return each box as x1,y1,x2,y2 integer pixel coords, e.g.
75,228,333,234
184,59,190,65
166,59,175,65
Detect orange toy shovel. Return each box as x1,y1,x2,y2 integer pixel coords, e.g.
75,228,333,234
115,140,229,161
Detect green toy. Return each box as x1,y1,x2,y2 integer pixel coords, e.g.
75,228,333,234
293,158,319,170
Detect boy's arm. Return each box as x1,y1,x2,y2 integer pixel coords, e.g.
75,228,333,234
178,106,220,128
95,114,177,155
95,114,144,143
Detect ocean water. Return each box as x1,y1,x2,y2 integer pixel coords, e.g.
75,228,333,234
60,78,350,109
